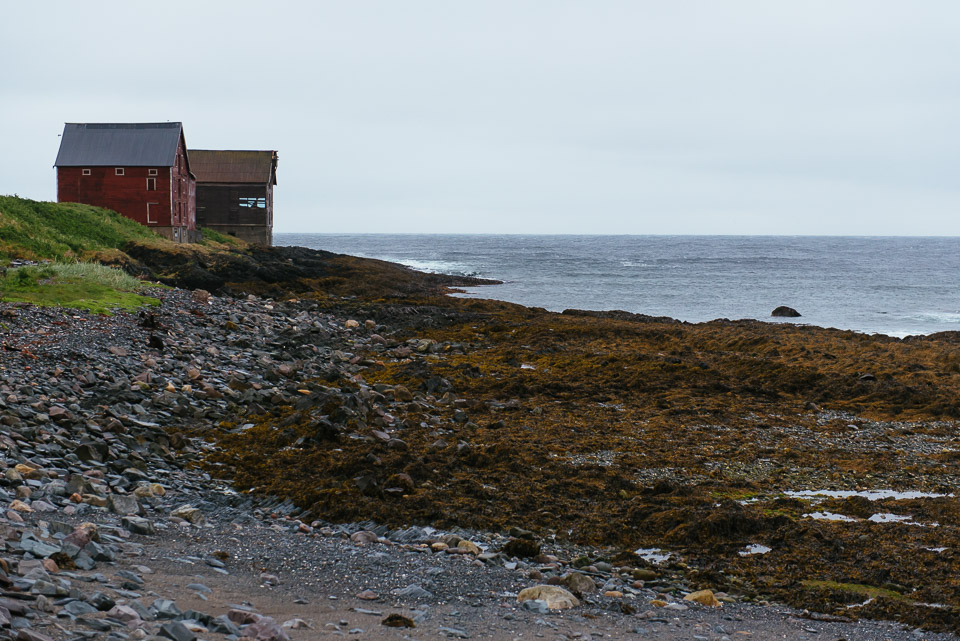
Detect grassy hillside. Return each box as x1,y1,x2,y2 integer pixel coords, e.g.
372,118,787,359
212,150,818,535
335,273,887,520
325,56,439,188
0,196,163,261
0,195,488,301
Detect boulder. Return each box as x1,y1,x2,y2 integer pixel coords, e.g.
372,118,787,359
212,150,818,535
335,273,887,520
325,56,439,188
561,572,596,596
350,530,378,544
170,505,205,524
241,617,290,641
108,494,142,516
516,585,579,610
683,589,721,607
122,516,156,535
159,621,197,641
502,537,540,558
456,540,481,555
771,306,801,318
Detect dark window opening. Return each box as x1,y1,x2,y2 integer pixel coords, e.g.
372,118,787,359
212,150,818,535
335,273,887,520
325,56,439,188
82,168,91,176
146,177,156,191
238,197,266,209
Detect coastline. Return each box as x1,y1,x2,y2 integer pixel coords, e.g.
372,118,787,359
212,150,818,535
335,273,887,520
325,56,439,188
1,246,959,636
275,232,960,338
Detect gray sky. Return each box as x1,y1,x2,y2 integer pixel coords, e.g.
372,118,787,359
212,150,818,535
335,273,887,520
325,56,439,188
2,1,958,234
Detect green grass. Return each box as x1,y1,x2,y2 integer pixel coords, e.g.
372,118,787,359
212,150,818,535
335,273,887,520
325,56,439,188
0,195,162,261
199,227,247,248
0,262,160,314
801,580,906,601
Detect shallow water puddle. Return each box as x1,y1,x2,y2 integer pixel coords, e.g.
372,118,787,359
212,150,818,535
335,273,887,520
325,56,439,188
786,489,952,500
867,513,914,523
738,544,771,556
803,512,937,527
634,547,672,564
803,511,857,522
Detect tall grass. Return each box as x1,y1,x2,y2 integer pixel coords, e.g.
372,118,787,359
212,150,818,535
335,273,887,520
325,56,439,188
28,262,148,291
0,262,159,313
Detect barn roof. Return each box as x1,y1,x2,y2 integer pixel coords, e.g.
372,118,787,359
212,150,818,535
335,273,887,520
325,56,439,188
189,150,278,185
55,122,184,167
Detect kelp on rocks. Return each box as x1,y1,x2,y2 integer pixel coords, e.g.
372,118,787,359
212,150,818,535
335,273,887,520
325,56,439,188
202,294,960,631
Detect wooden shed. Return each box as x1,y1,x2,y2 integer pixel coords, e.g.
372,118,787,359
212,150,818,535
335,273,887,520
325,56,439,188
189,150,277,245
54,122,197,243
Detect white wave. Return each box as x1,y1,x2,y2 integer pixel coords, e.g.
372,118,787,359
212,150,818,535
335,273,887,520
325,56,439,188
394,259,483,277
906,312,960,324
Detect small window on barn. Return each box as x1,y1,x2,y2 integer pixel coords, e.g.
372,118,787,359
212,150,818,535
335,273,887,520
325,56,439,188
82,168,91,176
148,169,158,176
238,197,266,209
146,177,156,191
115,168,124,176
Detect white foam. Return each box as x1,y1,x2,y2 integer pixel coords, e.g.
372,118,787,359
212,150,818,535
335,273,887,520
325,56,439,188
395,259,482,277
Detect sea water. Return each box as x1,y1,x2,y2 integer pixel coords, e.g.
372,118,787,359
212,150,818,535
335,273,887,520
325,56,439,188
275,234,960,337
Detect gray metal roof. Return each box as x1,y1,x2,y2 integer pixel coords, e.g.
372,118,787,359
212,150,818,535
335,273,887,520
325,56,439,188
54,122,183,167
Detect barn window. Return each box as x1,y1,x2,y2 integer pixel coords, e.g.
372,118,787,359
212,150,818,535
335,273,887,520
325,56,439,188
148,169,158,176
238,196,266,209
146,177,156,191
115,168,124,176
82,168,91,176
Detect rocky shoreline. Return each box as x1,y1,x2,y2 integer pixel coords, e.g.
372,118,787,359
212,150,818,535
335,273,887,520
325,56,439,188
0,273,959,639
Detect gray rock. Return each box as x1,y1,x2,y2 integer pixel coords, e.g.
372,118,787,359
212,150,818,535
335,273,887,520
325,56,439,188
521,599,549,614
106,605,142,625
159,622,197,641
209,615,241,636
390,584,434,599
152,598,182,619
89,592,116,611
170,505,205,525
108,494,141,516
771,306,801,318
241,617,290,641
63,600,99,616
80,616,114,631
121,516,156,535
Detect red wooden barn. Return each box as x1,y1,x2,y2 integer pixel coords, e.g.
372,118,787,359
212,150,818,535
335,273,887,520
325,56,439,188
54,122,198,243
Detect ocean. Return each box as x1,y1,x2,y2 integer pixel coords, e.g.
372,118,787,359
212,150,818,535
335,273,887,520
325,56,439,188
275,234,960,338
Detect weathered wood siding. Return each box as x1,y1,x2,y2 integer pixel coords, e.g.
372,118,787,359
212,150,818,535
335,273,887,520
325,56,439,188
57,166,172,226
171,134,196,232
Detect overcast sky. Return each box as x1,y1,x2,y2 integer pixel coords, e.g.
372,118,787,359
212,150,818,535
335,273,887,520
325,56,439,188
2,2,958,235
